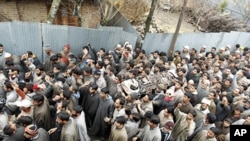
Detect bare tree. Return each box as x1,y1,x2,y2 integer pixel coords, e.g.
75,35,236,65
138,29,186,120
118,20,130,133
144,0,158,37
168,0,188,57
232,0,250,23
72,0,84,26
47,0,62,24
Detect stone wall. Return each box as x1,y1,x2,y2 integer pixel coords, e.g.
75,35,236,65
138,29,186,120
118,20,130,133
0,0,100,28
0,1,19,21
17,0,47,22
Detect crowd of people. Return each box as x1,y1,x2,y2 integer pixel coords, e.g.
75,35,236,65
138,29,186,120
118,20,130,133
0,41,250,141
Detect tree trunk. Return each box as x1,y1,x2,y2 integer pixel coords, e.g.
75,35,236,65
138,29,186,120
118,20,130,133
47,0,62,24
73,0,84,27
144,0,158,37
168,0,188,57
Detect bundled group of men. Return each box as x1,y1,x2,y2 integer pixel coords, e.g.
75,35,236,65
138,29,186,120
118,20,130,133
0,42,250,141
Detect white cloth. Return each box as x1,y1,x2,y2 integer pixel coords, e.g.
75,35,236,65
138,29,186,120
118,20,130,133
74,111,90,141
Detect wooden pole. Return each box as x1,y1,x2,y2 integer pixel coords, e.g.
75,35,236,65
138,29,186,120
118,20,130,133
168,0,188,57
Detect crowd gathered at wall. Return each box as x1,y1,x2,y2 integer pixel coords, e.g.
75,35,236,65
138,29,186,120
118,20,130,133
0,41,250,141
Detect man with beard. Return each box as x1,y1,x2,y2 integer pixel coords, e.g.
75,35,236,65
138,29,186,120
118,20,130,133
152,63,161,76
3,81,18,116
93,70,106,92
191,127,219,141
229,108,243,124
56,111,78,141
32,94,51,131
206,91,217,115
132,111,154,141
171,50,181,69
186,67,201,88
3,122,26,141
209,76,220,91
118,60,134,79
23,124,50,141
197,77,210,104
194,98,211,115
210,66,223,82
181,46,190,61
232,69,250,90
52,64,64,81
185,84,199,107
171,103,196,141
104,67,116,100
83,84,100,129
233,114,250,125
108,74,124,100
90,87,114,140
78,66,94,106
32,65,46,84
108,116,128,141
135,94,154,117
241,100,250,118
221,78,233,93
151,83,167,115
215,95,232,122
215,118,231,140
0,44,12,68
135,115,162,141
222,68,234,80
181,57,189,77
180,93,194,114
71,105,90,141
43,44,55,72
176,68,187,87
172,80,184,105
105,97,126,124
95,60,105,75
125,112,141,140
135,94,154,128
60,44,73,63
199,45,207,57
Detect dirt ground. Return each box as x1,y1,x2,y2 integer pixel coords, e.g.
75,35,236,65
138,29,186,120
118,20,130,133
81,1,198,34
152,7,198,33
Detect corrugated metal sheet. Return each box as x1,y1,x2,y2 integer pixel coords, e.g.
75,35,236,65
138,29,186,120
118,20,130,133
142,33,174,54
98,26,137,50
42,24,69,55
142,32,250,55
0,22,137,62
0,22,13,53
2,21,250,63
107,10,142,45
98,26,124,32
0,21,43,60
42,23,137,60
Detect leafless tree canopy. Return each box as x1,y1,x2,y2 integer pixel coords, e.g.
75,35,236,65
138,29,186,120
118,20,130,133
186,0,250,32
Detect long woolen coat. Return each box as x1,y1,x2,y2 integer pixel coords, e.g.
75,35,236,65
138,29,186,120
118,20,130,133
90,95,114,138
